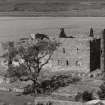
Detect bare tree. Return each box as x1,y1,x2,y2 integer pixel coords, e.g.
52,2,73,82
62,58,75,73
2,36,60,95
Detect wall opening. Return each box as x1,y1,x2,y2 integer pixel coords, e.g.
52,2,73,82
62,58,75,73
66,60,69,66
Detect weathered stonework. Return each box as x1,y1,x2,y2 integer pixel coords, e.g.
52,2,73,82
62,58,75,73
51,37,90,73
44,28,102,75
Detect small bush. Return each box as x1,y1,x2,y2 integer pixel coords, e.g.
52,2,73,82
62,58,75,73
75,90,94,102
75,92,83,102
36,102,44,105
71,76,81,83
23,74,81,95
46,101,53,105
97,82,105,99
40,80,51,94
82,91,93,102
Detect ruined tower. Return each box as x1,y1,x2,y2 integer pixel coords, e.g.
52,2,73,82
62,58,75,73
90,38,101,72
101,29,105,72
89,28,101,72
59,28,67,38
89,27,94,37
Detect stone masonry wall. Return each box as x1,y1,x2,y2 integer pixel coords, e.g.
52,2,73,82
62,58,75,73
51,37,91,73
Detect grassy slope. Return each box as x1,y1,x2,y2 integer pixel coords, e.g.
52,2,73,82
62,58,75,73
0,69,102,105
0,91,34,105
0,0,105,16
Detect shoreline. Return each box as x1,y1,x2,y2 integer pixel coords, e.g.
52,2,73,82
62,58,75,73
0,11,105,17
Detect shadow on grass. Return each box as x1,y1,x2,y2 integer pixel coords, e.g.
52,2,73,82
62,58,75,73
23,74,81,96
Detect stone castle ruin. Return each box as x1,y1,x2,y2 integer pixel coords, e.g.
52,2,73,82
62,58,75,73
44,28,105,77
0,27,105,79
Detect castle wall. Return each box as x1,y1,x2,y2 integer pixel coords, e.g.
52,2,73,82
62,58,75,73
51,37,91,73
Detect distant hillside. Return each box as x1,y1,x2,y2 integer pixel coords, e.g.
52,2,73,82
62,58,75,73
0,0,82,12
0,0,105,16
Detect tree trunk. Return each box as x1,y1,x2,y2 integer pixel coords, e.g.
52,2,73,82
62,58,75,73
32,80,37,96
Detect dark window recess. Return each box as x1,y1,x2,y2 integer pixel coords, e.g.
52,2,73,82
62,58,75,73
58,60,60,65
8,59,12,65
8,56,13,65
66,60,69,66
101,50,102,55
75,61,80,66
75,61,78,66
77,48,79,53
90,39,101,72
63,48,65,53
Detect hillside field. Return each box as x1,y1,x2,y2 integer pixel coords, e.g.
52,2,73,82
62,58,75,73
0,0,105,16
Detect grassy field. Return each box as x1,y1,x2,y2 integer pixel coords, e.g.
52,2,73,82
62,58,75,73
0,79,102,105
0,69,103,105
0,0,105,16
0,17,105,42
0,91,34,105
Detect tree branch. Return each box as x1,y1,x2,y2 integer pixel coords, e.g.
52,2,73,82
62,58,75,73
39,53,48,60
20,76,33,81
39,54,52,71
